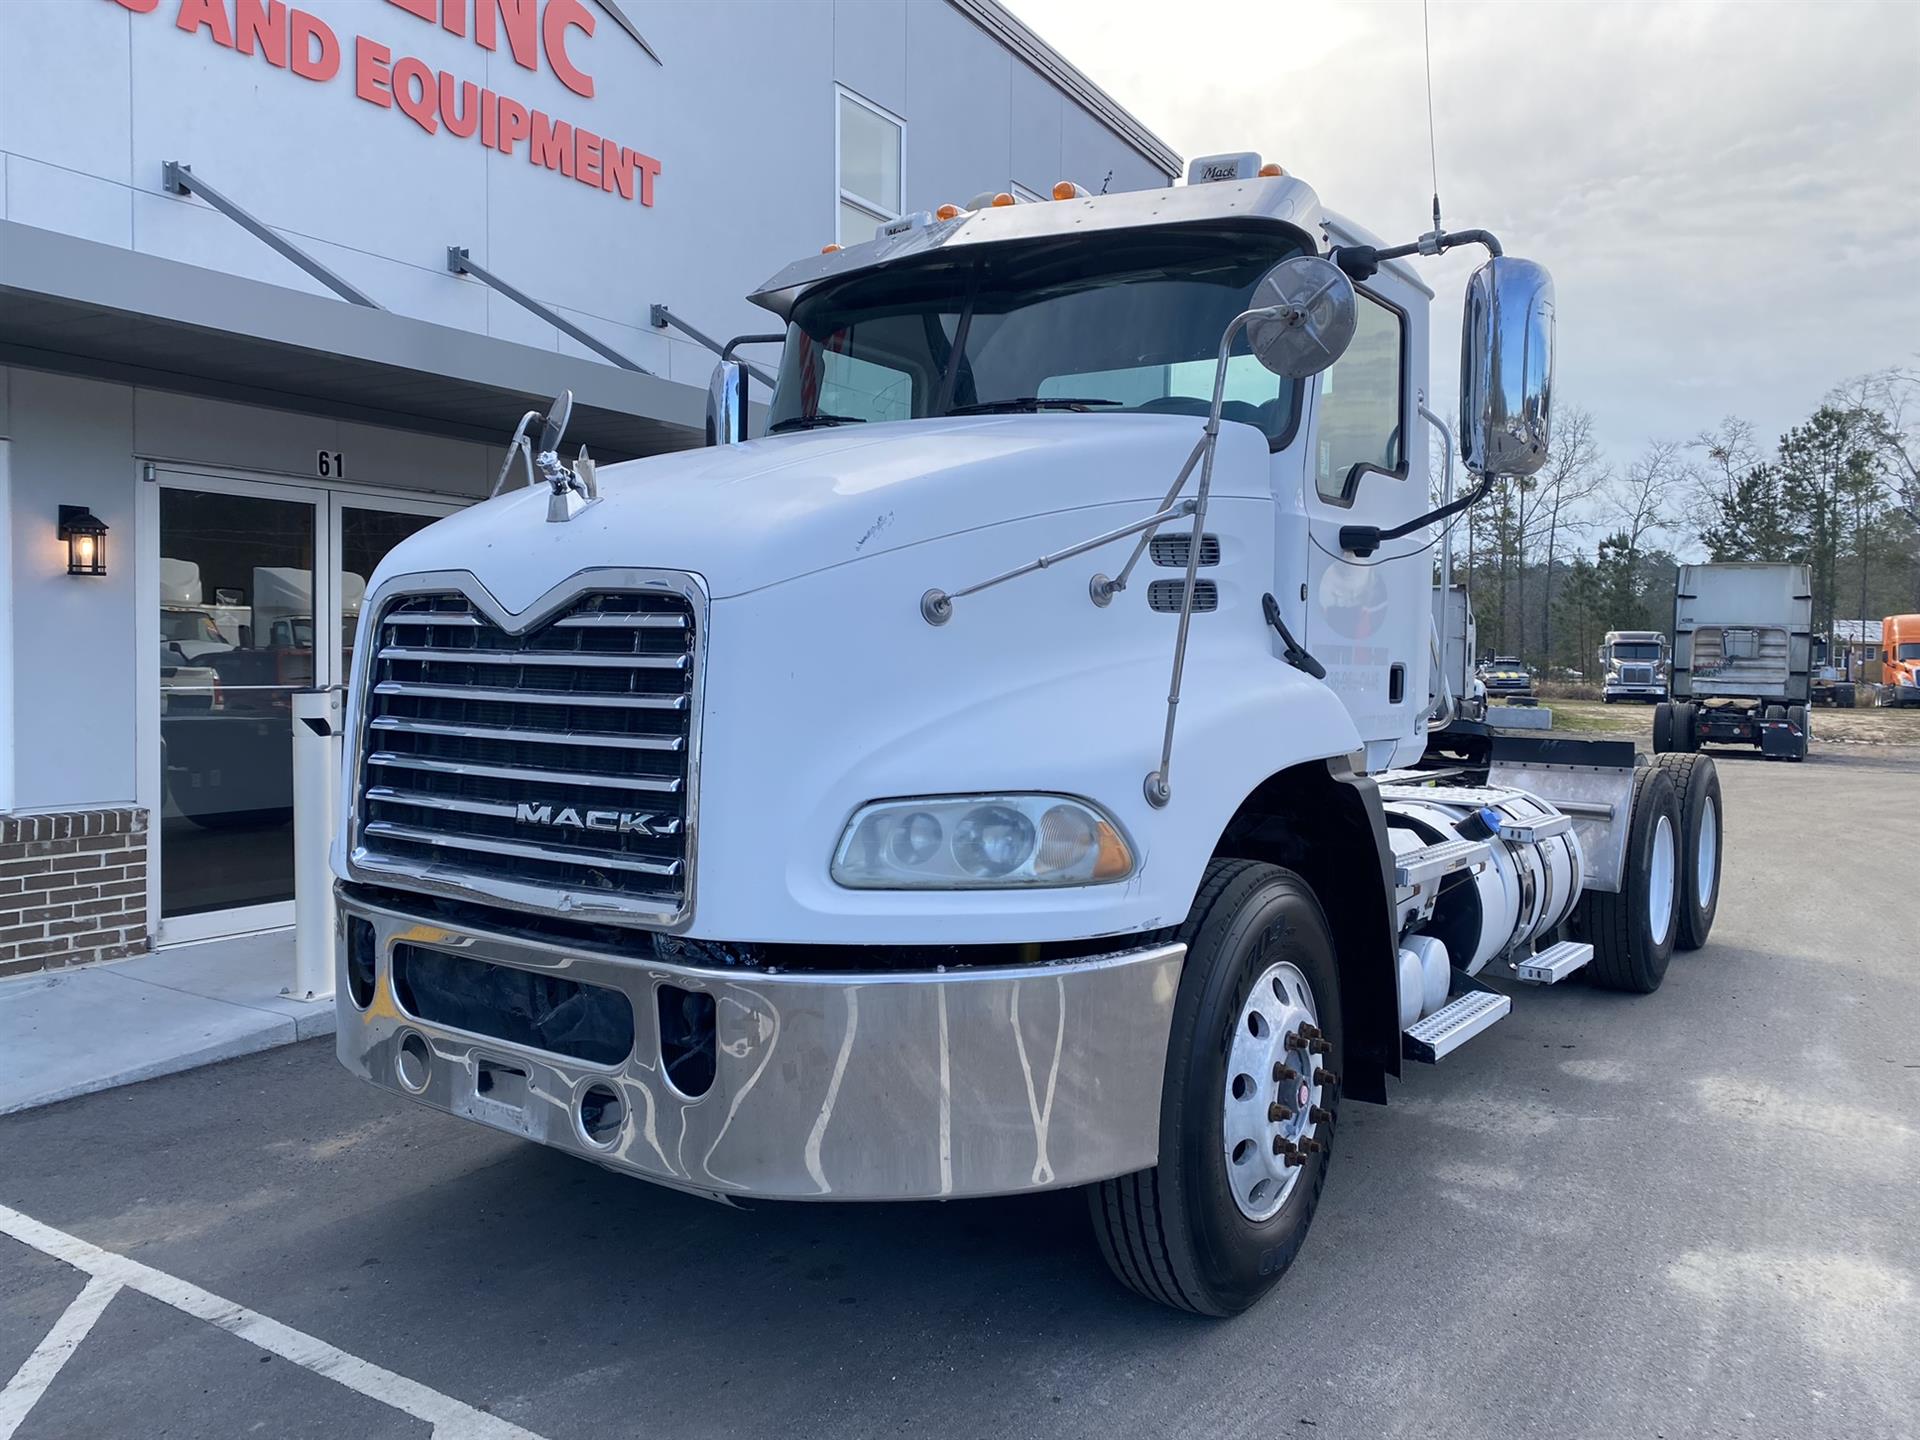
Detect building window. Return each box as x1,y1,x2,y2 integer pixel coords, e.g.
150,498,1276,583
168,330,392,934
837,87,903,245
1312,291,1407,503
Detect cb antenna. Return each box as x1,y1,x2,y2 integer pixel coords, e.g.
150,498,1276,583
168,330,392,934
1421,0,1444,250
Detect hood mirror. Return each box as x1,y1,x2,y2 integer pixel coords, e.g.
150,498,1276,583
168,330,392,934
1460,257,1555,477
536,389,574,457
706,360,748,446
1245,256,1358,379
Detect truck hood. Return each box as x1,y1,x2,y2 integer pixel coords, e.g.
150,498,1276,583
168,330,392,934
372,414,1270,610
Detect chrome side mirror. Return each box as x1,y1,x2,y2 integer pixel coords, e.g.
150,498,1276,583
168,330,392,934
1459,257,1555,477
1244,255,1357,379
706,359,748,446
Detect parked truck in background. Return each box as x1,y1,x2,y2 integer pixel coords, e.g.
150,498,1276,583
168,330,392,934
1879,614,1920,706
1658,562,1812,760
1598,629,1669,703
331,157,1724,1316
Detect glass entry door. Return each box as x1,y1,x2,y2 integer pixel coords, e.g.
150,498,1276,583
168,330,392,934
151,473,458,943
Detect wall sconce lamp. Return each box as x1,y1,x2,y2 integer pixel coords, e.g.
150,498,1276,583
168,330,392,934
58,506,109,577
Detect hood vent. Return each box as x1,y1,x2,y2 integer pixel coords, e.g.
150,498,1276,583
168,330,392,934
1149,579,1218,613
1150,533,1220,568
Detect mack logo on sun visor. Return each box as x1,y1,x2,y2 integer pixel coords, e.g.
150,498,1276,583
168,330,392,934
516,802,662,836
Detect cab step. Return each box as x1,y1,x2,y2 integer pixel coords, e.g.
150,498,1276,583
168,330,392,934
1394,836,1491,889
1513,939,1595,984
1403,989,1512,1063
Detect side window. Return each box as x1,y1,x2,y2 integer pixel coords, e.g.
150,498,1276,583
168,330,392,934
837,88,903,245
1313,293,1406,503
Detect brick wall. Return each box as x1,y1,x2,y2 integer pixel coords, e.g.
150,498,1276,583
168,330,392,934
0,810,150,979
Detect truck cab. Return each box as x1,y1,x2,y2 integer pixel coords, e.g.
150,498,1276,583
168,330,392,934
1881,614,1920,705
1599,630,1668,703
331,160,1714,1316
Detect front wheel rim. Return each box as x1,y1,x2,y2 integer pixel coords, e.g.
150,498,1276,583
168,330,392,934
1648,813,1677,947
1695,796,1718,909
1222,960,1325,1222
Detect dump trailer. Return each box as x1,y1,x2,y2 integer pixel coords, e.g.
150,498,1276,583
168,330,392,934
331,157,1724,1317
1599,629,1669,703
1880,614,1920,706
1661,562,1812,760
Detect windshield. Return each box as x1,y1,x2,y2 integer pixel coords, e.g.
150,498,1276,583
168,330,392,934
767,225,1308,445
1612,643,1661,661
1898,642,1920,662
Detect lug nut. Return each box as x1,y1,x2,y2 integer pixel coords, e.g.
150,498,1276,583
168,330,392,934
1272,1063,1298,1083
1296,1023,1322,1041
1271,1135,1295,1157
1268,1102,1293,1123
1307,1037,1333,1055
1299,1136,1324,1155
1308,1106,1333,1125
1313,1068,1340,1089
1282,1151,1306,1168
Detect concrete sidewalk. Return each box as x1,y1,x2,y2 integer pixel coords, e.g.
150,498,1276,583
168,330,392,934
0,930,334,1115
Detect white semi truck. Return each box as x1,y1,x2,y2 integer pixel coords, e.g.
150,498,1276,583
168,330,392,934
331,158,1724,1315
1599,629,1669,703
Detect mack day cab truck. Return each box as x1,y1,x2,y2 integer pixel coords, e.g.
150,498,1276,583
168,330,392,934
1655,562,1813,761
331,155,1726,1316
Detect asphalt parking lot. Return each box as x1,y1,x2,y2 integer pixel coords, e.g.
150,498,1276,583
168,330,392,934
4,746,1917,1440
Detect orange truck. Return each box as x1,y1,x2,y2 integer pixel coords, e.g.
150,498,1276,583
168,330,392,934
1882,614,1920,706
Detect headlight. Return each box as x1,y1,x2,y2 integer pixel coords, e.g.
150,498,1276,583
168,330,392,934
832,794,1135,889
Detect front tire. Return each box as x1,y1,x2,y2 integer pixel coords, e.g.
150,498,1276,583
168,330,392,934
1090,859,1342,1316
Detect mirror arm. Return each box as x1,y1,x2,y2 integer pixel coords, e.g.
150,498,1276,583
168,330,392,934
1337,472,1493,558
1331,228,1503,282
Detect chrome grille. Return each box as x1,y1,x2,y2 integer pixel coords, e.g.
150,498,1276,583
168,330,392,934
1621,664,1654,685
353,587,697,923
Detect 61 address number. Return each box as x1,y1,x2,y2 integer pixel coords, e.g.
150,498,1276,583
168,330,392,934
316,450,346,479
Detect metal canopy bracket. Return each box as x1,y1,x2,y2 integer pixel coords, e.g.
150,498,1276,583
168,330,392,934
162,161,383,310
448,247,652,375
649,305,777,388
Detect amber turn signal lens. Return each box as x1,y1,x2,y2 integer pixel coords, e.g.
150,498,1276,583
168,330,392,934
821,243,842,253
935,203,961,221
1258,162,1286,177
990,192,1016,207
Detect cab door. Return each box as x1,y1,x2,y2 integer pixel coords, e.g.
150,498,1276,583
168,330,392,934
1298,270,1432,770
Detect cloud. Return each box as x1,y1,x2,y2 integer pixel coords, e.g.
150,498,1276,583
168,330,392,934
1010,0,1920,474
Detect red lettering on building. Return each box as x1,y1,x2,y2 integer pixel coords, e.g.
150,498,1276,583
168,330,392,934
288,9,338,80
129,0,659,208
541,0,593,98
176,0,234,47
235,0,286,65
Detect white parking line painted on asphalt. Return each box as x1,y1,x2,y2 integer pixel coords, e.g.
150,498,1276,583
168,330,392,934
0,1203,549,1440
0,1274,121,1439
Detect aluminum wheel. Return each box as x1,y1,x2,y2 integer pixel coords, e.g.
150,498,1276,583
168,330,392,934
1695,792,1719,909
1222,960,1326,1221
1647,812,1677,948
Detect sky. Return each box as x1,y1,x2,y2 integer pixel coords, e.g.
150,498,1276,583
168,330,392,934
1008,0,1920,492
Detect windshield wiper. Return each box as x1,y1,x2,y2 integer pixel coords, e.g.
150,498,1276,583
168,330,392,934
768,413,869,433
945,397,1123,415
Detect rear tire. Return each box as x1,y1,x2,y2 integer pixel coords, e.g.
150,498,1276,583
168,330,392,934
1651,753,1721,951
1652,701,1676,754
1672,701,1698,752
1089,859,1342,1316
1576,766,1682,993
1788,703,1809,762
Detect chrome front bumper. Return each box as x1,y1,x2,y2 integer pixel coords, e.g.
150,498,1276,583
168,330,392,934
335,891,1184,1202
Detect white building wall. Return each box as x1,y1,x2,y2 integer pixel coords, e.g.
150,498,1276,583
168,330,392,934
0,0,1174,390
